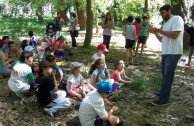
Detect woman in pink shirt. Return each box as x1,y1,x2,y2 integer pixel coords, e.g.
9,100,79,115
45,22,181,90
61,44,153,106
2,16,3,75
111,60,133,84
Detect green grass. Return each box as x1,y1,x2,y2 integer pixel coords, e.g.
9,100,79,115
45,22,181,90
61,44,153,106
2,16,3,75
150,74,162,92
0,15,52,39
130,77,147,92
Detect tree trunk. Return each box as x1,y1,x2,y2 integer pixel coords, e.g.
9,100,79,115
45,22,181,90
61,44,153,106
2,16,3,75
75,0,86,30
94,4,99,33
83,0,93,48
143,0,149,18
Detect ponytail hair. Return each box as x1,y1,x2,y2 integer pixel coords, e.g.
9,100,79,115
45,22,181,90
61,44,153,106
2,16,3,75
89,59,102,75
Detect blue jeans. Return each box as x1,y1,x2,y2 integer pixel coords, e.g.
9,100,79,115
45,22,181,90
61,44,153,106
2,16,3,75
103,35,111,50
159,54,181,103
46,90,71,113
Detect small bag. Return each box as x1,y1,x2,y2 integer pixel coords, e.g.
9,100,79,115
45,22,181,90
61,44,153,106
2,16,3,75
74,30,79,37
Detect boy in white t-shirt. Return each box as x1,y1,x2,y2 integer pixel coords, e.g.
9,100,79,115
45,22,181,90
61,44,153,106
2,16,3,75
149,4,184,105
8,51,37,99
78,81,122,126
66,62,95,100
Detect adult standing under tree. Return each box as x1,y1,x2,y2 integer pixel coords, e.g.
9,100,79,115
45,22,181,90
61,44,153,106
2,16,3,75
69,12,78,49
135,16,151,56
102,12,114,51
53,12,65,39
149,4,184,105
185,21,194,66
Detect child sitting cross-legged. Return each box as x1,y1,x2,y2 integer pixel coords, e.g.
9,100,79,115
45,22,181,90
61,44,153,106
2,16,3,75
67,62,96,100
35,60,71,117
110,60,133,85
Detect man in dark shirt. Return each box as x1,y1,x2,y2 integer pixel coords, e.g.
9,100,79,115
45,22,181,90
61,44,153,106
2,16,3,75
185,25,194,66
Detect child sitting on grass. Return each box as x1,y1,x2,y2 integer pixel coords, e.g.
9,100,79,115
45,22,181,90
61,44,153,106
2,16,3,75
5,41,20,64
0,41,12,76
67,62,96,100
8,51,37,99
28,31,37,50
46,54,63,83
111,60,133,85
35,60,71,117
91,43,108,65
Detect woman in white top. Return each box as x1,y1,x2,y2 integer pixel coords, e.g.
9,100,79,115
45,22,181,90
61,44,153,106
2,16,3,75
123,16,137,64
102,12,114,51
69,12,78,48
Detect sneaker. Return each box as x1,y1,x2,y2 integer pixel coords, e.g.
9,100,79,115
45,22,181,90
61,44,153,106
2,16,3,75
150,100,167,106
44,108,54,117
185,63,191,67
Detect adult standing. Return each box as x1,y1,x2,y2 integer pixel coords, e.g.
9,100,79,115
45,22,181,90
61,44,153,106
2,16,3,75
53,12,65,38
69,12,78,49
185,22,194,66
149,4,184,105
135,16,151,56
102,12,114,51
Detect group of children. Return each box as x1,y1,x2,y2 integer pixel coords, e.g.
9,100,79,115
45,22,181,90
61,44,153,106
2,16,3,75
0,31,132,125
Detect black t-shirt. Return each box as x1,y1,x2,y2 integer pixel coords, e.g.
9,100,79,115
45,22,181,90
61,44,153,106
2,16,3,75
35,75,55,107
186,27,194,46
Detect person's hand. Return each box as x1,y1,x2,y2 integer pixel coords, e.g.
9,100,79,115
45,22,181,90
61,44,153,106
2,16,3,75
112,106,118,112
52,70,56,76
77,94,83,100
108,101,117,106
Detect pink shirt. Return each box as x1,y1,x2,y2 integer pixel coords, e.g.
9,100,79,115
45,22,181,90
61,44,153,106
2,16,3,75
54,41,66,52
110,69,124,82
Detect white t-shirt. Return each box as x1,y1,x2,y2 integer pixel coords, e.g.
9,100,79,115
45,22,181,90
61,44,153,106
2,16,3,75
125,24,136,40
66,74,83,91
162,16,184,54
92,53,105,61
90,69,99,85
78,91,107,126
8,62,32,93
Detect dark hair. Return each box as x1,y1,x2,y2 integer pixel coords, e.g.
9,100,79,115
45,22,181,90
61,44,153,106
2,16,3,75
135,17,141,23
142,16,148,20
45,47,53,52
114,61,121,70
89,59,102,75
8,41,14,48
46,55,55,62
127,16,134,22
160,4,174,14
19,51,33,63
72,13,77,18
20,40,29,50
2,36,9,40
28,31,34,37
104,12,112,25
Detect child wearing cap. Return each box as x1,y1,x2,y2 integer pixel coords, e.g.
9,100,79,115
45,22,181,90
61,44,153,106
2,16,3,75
111,60,133,85
0,40,12,76
92,43,108,65
78,81,121,126
35,60,71,117
46,55,63,83
8,51,37,99
67,62,96,100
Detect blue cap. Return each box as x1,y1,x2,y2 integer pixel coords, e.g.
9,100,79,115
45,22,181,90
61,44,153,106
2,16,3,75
97,81,112,94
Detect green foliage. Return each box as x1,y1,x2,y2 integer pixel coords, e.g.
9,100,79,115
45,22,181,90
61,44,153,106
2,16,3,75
130,77,147,92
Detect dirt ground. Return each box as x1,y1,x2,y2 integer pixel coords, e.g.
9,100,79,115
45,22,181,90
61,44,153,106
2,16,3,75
0,31,194,126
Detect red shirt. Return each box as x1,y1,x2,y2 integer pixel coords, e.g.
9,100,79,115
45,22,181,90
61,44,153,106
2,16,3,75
133,22,140,39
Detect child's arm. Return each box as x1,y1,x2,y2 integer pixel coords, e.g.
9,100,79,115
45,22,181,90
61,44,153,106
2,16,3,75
80,79,86,96
52,70,59,92
116,70,132,84
92,74,98,87
123,70,133,81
